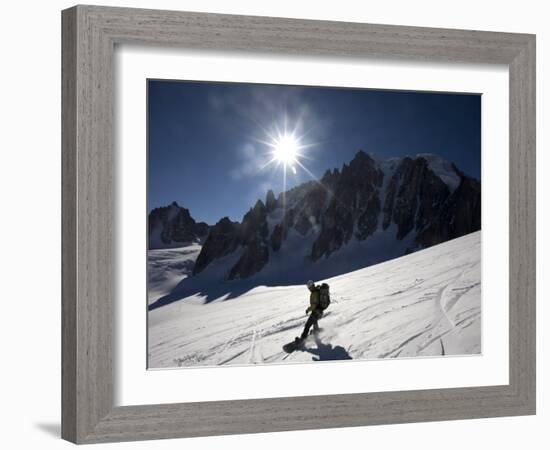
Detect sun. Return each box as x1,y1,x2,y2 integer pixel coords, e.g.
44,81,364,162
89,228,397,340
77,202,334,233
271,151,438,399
257,120,315,178
273,134,299,165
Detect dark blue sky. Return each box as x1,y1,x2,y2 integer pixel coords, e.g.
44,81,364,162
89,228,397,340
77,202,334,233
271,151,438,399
148,80,481,225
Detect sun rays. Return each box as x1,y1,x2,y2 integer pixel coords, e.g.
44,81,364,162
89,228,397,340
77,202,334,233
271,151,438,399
257,116,314,177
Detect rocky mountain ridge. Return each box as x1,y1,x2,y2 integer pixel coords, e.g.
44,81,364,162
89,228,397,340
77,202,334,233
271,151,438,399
150,151,481,282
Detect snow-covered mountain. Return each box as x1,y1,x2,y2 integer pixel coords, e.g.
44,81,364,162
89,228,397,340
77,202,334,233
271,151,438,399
148,231,481,368
148,152,480,309
148,201,210,249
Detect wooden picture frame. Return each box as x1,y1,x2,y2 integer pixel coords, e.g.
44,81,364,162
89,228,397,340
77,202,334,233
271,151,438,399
61,5,536,444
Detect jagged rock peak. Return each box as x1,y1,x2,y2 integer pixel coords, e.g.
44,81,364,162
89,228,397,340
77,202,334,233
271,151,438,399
265,189,277,212
320,168,340,187
252,199,266,212
217,216,240,227
192,217,240,275
148,202,210,249
350,149,375,166
230,201,269,279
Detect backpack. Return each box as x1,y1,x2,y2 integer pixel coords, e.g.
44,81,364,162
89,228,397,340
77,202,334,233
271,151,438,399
318,283,331,311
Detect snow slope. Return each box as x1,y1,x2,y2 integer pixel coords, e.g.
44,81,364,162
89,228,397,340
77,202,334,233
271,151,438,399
148,231,481,368
147,244,202,305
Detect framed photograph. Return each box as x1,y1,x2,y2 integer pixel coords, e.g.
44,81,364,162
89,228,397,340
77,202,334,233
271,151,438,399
146,80,483,368
62,5,536,444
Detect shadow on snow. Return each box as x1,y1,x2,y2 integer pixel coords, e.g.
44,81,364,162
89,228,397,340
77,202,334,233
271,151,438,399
148,225,422,311
302,335,352,362
149,276,260,310
148,244,395,311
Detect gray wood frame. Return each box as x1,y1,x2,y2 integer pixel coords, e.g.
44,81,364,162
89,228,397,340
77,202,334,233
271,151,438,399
62,5,536,444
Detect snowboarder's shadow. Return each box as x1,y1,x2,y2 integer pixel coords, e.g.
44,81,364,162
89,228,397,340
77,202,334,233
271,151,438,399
303,335,352,362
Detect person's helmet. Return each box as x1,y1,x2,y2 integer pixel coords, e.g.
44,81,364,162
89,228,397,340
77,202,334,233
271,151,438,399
306,280,315,289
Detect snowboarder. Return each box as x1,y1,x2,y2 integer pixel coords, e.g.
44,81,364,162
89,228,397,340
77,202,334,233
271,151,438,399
283,280,331,353
300,280,322,340
300,279,331,340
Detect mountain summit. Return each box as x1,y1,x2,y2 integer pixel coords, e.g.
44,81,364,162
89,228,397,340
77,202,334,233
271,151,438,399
148,202,210,249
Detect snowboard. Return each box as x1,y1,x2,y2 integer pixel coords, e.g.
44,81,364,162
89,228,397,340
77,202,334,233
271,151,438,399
282,337,305,353
282,328,325,353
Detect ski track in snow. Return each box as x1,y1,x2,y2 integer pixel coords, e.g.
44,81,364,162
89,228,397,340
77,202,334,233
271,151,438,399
149,231,481,368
